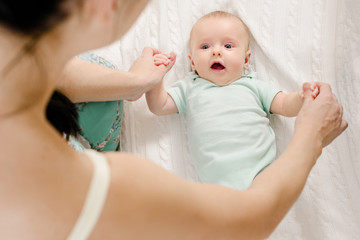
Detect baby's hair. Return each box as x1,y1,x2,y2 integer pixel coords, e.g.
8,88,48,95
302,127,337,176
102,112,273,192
205,11,248,32
200,10,244,22
190,10,250,49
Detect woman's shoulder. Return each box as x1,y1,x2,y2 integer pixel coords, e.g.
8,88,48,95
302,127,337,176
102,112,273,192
89,151,189,238
104,152,162,181
101,151,189,202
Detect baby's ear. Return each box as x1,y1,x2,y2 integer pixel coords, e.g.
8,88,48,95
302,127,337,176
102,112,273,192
188,54,196,71
243,50,251,69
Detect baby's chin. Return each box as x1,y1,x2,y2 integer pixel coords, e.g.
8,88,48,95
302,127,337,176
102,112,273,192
201,76,240,86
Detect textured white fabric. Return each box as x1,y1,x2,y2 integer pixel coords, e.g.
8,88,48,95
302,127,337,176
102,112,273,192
92,0,360,239
67,150,110,240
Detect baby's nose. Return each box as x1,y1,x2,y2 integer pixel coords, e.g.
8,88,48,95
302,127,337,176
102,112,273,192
212,48,222,57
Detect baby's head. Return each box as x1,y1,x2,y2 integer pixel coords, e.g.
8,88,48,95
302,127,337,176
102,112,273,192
189,11,251,86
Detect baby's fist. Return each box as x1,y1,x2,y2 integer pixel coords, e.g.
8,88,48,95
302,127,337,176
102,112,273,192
154,52,174,67
299,82,319,100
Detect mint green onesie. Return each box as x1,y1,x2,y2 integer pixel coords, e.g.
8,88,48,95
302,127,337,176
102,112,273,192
167,72,280,190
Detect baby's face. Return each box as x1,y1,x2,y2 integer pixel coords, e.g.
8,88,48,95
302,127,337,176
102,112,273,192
189,17,250,86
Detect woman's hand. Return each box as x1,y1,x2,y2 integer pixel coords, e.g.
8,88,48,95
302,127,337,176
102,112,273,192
127,47,176,100
295,82,348,148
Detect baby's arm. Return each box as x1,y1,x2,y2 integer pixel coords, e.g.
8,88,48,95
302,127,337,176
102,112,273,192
146,53,178,116
270,82,319,117
146,83,178,116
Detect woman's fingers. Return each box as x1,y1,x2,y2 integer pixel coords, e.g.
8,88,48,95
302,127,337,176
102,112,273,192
296,82,347,148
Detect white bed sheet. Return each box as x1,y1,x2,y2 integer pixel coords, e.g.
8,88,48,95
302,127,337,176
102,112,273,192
92,0,360,239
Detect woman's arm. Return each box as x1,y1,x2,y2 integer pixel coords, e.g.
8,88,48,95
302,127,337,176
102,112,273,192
95,83,347,239
100,135,317,239
58,47,175,103
101,128,320,240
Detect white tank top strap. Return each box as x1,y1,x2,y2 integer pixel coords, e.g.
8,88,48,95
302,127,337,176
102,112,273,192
67,150,111,240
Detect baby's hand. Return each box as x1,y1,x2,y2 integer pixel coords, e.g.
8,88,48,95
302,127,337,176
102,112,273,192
299,82,319,100
154,52,175,67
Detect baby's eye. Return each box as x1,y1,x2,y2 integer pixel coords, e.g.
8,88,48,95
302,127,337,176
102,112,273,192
224,44,232,49
201,44,210,49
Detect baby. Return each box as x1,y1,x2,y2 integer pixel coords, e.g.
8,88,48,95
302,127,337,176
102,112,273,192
146,11,318,190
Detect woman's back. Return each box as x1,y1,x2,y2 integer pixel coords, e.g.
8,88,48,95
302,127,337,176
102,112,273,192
0,113,95,239
0,115,211,239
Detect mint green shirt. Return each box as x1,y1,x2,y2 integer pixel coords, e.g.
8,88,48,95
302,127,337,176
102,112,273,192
75,53,123,152
167,72,280,190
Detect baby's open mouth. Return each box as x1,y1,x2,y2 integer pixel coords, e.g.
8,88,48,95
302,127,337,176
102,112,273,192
211,62,225,70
